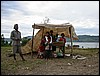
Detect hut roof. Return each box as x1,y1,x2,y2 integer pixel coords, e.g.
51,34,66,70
32,23,78,39
32,23,72,29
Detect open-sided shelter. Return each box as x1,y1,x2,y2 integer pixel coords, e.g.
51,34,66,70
21,23,78,55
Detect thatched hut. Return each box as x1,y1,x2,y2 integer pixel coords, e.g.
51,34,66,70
21,23,78,55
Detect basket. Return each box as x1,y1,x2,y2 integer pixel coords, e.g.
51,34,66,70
52,41,64,46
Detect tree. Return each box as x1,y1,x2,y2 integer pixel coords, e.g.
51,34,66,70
5,41,8,45
9,41,12,46
1,34,5,46
21,37,31,46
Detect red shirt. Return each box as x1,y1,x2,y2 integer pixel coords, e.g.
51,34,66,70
39,45,45,52
38,38,46,52
59,37,66,43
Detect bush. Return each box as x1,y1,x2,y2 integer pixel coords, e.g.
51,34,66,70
21,38,31,46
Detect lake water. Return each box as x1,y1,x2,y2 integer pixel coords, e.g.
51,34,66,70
8,41,99,48
65,42,99,48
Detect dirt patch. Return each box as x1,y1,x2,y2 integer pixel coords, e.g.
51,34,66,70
22,55,99,75
1,47,99,75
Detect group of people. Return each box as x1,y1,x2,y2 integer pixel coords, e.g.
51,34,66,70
37,30,66,59
10,24,66,61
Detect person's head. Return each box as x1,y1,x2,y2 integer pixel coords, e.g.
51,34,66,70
50,30,53,34
45,31,50,36
61,33,65,37
14,24,18,30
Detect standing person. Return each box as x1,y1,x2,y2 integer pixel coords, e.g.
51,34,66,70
49,30,56,57
10,24,25,61
59,33,66,57
55,34,59,42
44,32,52,60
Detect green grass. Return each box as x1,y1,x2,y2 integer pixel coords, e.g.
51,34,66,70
1,46,99,75
55,47,99,56
1,47,47,75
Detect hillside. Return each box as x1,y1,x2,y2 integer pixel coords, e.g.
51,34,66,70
78,35,99,42
67,35,99,42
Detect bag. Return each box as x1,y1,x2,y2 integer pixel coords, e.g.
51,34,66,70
57,52,64,58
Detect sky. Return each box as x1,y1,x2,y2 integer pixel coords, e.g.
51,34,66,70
1,1,99,38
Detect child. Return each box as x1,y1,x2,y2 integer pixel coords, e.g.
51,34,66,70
37,36,46,59
37,45,44,59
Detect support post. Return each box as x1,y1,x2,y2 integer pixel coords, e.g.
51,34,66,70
69,26,73,56
42,28,44,39
31,23,35,58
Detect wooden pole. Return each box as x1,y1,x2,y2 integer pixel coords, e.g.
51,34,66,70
69,26,73,56
42,28,44,39
31,23,35,58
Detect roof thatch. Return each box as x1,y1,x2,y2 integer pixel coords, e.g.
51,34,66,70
21,23,78,54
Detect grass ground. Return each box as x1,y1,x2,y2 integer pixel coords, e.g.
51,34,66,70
1,46,99,75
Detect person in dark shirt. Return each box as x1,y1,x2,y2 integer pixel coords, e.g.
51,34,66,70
49,30,57,57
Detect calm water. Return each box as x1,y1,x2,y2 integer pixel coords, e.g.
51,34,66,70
8,41,99,48
65,42,99,48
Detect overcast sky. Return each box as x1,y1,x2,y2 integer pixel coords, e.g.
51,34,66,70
1,1,99,38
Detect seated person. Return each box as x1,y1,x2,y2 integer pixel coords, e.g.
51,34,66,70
59,33,66,57
37,36,46,59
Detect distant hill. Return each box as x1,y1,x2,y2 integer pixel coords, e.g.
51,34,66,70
67,35,99,42
4,38,11,42
4,35,99,42
26,36,32,39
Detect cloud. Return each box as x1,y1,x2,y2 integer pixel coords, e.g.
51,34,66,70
71,19,99,28
1,1,99,38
